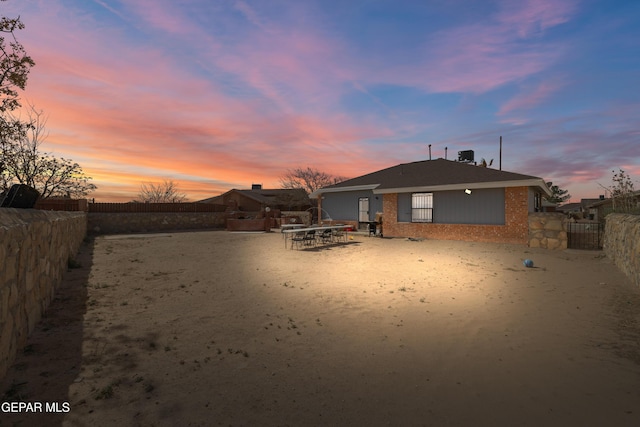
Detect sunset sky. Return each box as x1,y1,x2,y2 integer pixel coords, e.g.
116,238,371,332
4,0,639,202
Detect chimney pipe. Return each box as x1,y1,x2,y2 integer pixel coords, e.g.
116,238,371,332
445,146,448,160
499,136,502,171
428,144,432,160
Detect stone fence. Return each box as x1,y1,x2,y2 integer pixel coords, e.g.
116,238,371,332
0,209,87,379
604,214,640,288
528,212,568,250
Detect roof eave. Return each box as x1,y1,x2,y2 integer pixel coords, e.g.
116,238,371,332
310,184,380,199
373,179,553,197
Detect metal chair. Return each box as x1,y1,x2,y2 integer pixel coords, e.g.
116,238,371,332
291,231,307,249
303,230,317,247
319,229,333,244
332,227,348,243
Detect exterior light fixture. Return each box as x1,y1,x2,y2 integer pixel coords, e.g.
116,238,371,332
465,189,472,195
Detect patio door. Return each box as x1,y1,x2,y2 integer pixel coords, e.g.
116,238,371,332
358,197,369,222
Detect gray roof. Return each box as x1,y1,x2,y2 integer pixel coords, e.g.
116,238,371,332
311,159,551,198
199,188,310,207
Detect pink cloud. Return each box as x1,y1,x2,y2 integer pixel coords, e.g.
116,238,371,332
386,1,577,94
498,79,565,117
124,0,195,36
496,0,578,38
8,0,610,203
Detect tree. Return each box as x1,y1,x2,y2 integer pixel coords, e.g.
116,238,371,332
2,104,97,198
610,168,636,214
137,179,187,203
546,182,571,204
0,4,34,113
1,2,35,180
279,167,348,194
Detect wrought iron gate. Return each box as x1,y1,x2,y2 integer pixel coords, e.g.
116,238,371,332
567,222,604,250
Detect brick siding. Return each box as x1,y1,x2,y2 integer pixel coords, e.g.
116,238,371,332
382,187,530,244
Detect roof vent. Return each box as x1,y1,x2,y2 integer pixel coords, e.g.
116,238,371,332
458,150,474,163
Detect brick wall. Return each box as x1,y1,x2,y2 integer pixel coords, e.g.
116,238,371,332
0,209,87,380
382,187,530,244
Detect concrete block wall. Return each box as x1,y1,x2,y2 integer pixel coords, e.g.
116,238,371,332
604,214,640,288
87,212,226,234
381,187,530,244
528,212,568,250
0,209,87,380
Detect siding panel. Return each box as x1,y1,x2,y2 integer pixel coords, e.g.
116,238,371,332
321,190,381,222
434,188,505,224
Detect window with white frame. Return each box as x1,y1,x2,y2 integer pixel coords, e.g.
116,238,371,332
412,193,433,222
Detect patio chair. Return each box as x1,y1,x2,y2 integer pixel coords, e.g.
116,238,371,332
319,229,333,244
332,227,348,243
291,230,307,249
303,230,317,247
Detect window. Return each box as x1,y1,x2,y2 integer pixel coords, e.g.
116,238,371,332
412,193,433,222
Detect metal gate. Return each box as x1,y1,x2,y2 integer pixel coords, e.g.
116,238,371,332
567,222,604,250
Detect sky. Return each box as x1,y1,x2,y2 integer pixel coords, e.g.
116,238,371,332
3,0,639,202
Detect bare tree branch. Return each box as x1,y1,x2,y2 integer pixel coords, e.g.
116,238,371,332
2,103,97,198
279,167,348,194
137,180,187,203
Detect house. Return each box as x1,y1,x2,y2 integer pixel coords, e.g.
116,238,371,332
199,185,310,212
557,198,604,221
585,190,640,220
309,158,552,244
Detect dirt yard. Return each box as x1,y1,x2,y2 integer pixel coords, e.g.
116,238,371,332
2,230,640,426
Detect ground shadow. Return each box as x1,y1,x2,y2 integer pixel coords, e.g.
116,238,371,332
297,241,361,251
0,237,95,427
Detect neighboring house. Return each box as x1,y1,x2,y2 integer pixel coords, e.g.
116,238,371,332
310,158,552,244
199,185,310,212
586,190,640,220
557,197,607,221
556,202,583,216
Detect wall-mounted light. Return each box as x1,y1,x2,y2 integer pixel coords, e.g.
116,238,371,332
464,189,472,195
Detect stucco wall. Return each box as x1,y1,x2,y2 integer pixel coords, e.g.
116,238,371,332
604,214,640,288
0,209,87,380
528,212,568,250
87,212,226,234
381,187,530,244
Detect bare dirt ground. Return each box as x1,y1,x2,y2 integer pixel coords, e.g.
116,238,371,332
2,230,640,427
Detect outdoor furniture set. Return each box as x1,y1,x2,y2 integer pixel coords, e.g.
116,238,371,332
281,225,351,250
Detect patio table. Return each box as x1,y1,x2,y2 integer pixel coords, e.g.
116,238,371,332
282,225,351,249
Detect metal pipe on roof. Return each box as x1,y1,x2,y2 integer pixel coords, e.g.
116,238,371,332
499,136,502,171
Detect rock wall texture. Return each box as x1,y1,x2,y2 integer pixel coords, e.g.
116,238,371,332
87,212,226,235
604,214,640,288
0,209,87,379
528,212,568,250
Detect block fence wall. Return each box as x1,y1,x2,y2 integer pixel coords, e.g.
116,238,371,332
381,187,530,244
604,213,640,288
87,212,227,234
0,209,87,380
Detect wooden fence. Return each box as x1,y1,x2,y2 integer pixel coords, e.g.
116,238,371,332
34,198,89,211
